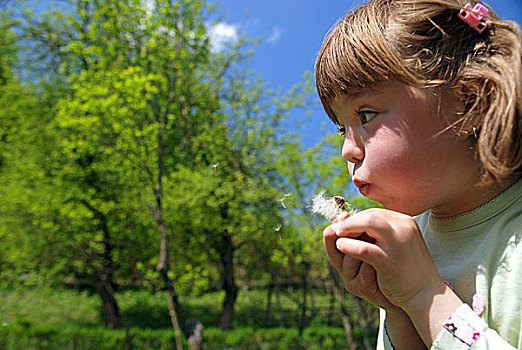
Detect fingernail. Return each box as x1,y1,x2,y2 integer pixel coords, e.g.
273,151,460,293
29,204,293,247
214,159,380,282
331,222,341,233
337,212,350,221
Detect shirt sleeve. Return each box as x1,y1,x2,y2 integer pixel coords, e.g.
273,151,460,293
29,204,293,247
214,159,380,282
431,304,518,349
377,308,396,350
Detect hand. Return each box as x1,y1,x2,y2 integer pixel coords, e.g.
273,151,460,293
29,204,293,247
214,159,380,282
332,208,444,312
323,212,396,310
326,208,463,346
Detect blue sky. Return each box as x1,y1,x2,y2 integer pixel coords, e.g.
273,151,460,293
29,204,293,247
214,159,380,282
211,0,522,146
36,0,522,146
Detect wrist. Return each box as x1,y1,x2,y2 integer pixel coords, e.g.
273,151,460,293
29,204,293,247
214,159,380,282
402,280,447,316
403,282,463,346
384,304,407,319
384,306,427,350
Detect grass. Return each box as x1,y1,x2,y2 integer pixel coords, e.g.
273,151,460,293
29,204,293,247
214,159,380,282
0,286,379,333
0,287,101,329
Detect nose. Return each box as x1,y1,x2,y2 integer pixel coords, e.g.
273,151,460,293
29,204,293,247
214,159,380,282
341,132,364,164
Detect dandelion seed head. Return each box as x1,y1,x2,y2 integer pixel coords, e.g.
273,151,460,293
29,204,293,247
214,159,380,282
311,191,353,221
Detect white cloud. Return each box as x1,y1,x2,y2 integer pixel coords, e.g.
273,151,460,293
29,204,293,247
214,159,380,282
267,26,283,44
208,22,239,53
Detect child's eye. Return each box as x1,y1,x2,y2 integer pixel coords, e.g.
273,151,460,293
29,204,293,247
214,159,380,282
358,110,377,125
337,125,346,137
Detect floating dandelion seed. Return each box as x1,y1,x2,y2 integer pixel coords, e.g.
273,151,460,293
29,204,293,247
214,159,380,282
279,192,292,209
273,224,283,240
311,191,354,221
211,162,219,175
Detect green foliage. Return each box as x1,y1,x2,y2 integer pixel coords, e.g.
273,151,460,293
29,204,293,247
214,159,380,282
203,327,302,349
0,12,17,86
0,286,378,334
0,325,373,350
0,325,178,350
0,287,101,330
0,0,380,341
0,282,380,348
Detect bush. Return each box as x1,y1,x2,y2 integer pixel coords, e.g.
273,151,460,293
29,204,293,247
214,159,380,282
302,327,349,349
203,327,301,349
0,325,178,350
0,325,359,350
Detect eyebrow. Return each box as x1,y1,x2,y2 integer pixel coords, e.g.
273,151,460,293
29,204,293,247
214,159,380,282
329,86,382,125
346,87,381,99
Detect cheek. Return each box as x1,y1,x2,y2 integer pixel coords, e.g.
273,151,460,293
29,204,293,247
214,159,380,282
366,132,411,170
364,133,433,190
368,132,440,192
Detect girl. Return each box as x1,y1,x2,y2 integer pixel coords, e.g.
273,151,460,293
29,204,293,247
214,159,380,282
315,0,521,349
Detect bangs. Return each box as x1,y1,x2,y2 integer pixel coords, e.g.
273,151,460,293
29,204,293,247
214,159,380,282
314,1,411,123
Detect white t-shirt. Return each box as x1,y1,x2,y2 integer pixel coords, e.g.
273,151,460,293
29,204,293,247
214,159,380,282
378,178,522,349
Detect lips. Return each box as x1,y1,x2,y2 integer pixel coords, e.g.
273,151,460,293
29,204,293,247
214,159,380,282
353,178,371,196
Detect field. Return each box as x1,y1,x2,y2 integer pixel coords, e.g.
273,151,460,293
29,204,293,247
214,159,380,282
0,286,379,349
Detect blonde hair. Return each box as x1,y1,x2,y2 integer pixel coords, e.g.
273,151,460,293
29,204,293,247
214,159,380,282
315,0,522,184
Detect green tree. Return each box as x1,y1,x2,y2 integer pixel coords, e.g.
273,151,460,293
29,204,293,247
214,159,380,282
2,0,316,341
166,68,312,330
39,0,219,341
273,131,378,348
0,10,20,167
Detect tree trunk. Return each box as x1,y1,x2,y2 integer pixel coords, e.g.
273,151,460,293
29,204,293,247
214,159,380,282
298,262,310,333
353,295,373,350
309,278,317,318
264,272,274,326
154,128,187,350
187,321,204,350
324,278,336,326
83,200,122,330
275,276,285,327
328,264,357,350
218,230,238,330
95,268,121,329
155,193,187,350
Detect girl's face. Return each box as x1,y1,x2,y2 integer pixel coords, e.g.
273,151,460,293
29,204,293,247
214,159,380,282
330,80,479,217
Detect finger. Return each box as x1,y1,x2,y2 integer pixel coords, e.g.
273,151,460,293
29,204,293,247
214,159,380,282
342,262,379,303
357,263,396,310
330,211,350,233
341,254,363,280
358,261,377,287
345,262,376,297
323,225,344,272
336,237,387,269
335,209,397,242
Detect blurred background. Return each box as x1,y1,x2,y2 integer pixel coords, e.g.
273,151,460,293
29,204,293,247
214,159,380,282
0,0,519,349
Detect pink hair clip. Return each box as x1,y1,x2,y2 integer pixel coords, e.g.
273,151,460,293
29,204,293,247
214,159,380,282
458,3,489,34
